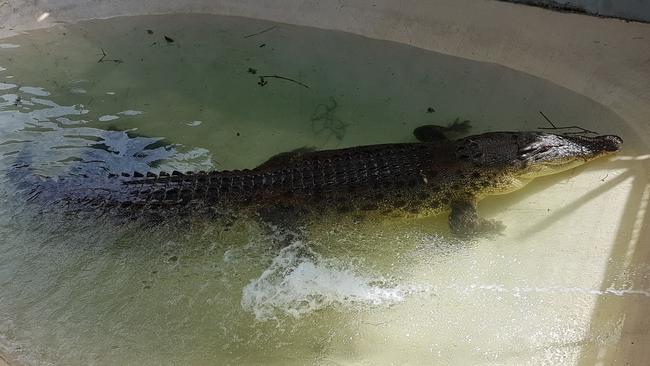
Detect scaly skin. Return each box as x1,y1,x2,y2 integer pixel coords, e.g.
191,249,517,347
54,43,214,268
25,128,623,235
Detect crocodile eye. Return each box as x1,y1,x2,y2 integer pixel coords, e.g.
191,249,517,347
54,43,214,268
519,145,537,155
519,142,551,157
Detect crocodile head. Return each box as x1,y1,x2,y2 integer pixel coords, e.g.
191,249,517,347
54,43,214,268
456,131,622,181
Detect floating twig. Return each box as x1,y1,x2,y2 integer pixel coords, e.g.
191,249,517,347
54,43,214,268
537,111,598,135
258,74,310,89
164,35,174,43
538,111,556,128
244,25,278,38
97,48,123,64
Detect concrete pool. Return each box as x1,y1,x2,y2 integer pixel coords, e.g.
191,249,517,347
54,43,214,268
0,1,649,365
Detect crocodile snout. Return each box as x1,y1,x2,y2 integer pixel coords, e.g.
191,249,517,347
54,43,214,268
598,135,623,152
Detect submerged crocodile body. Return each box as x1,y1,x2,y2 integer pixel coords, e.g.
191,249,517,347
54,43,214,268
22,125,622,235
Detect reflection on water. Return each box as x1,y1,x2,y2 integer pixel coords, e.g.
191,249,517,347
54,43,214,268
0,13,648,366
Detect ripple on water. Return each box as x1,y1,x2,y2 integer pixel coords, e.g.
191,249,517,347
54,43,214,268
0,82,16,90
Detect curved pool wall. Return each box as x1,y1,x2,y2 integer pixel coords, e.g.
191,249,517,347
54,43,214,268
1,1,649,365
500,0,650,23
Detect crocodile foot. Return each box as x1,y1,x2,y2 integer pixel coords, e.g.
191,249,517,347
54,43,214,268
448,199,505,237
413,119,472,142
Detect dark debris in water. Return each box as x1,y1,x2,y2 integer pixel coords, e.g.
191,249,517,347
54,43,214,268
311,96,349,143
244,25,278,38
97,48,123,64
255,74,309,89
164,35,175,43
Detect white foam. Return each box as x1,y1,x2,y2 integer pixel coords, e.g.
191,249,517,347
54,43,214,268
186,120,202,127
241,241,426,321
0,43,20,49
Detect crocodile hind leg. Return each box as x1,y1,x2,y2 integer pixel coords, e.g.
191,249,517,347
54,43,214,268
413,119,472,142
253,146,317,171
449,199,504,237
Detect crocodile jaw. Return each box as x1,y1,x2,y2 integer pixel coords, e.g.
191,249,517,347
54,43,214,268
518,134,622,180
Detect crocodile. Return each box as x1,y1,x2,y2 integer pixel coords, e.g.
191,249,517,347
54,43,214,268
19,124,622,236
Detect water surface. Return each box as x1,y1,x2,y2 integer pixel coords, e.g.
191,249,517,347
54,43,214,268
0,13,647,366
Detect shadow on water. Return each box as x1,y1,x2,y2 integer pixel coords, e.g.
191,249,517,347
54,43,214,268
0,12,647,366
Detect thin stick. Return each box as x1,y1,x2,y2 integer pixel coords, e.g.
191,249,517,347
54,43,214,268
538,111,556,128
244,25,278,38
97,48,106,63
97,48,123,64
537,111,599,135
259,75,310,89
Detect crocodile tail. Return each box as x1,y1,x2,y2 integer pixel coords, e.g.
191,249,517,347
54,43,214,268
120,169,268,206
5,147,46,198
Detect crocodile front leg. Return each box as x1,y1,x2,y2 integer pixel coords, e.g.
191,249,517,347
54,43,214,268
449,199,504,236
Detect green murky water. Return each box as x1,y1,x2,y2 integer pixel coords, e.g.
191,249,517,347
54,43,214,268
0,13,647,366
